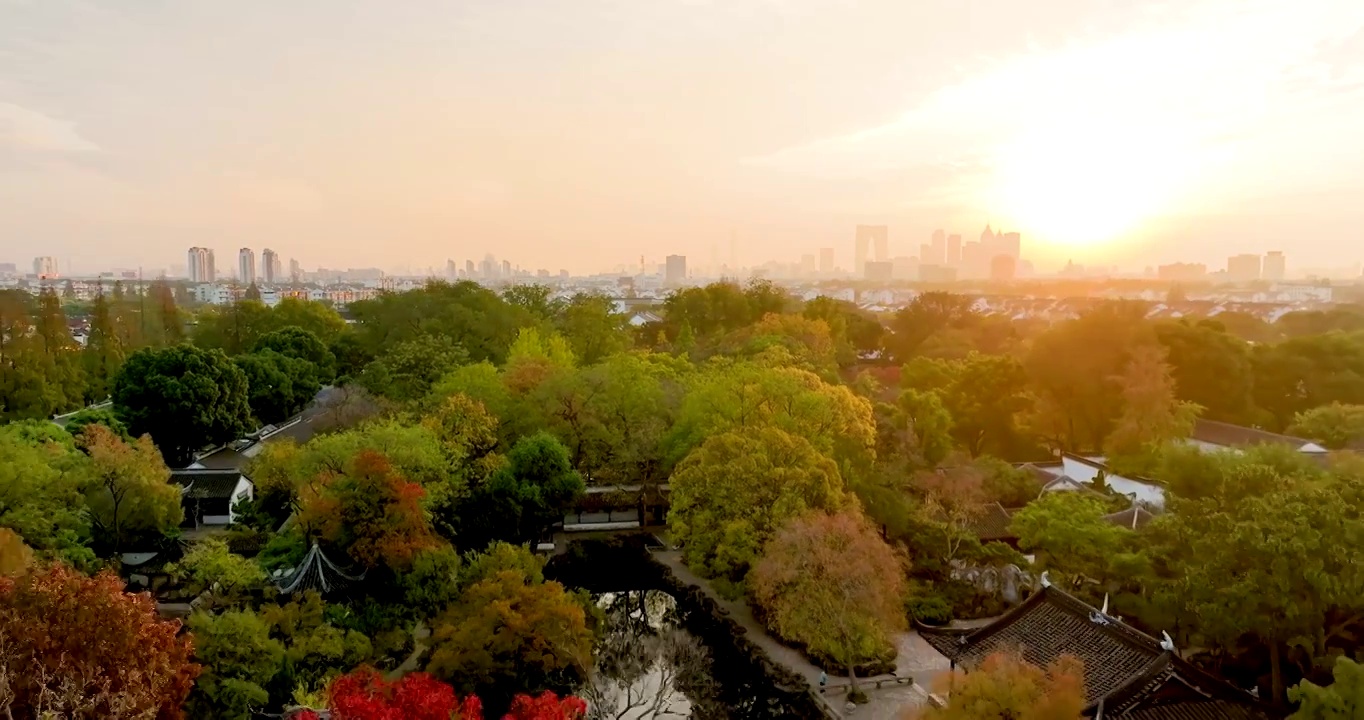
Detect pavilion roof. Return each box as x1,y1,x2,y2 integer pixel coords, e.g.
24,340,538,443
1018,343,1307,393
275,542,366,596
917,585,1276,718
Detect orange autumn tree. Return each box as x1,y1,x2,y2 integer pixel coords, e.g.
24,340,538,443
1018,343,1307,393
0,564,199,718
911,651,1086,720
749,510,906,694
297,450,439,572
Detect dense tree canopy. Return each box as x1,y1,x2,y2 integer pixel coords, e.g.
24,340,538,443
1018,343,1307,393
0,564,199,719
112,343,253,467
669,426,847,583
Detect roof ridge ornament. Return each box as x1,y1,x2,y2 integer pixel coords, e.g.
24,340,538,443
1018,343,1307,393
1040,571,1051,588
1160,630,1176,652
1101,593,1109,614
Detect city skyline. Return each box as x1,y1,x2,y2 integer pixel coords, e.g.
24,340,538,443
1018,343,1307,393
2,1,1362,274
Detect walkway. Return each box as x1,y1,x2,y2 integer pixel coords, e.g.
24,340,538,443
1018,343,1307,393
652,551,949,719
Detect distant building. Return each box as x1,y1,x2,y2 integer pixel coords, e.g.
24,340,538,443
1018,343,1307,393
989,254,1017,282
891,255,919,280
854,225,887,276
261,248,280,284
819,247,834,275
863,260,893,282
946,234,962,267
1263,251,1286,282
1226,253,1261,282
501,259,512,278
799,253,816,276
33,256,58,279
0,263,16,275
238,248,256,284
919,264,957,283
922,231,946,266
665,255,687,284
187,247,216,283
465,260,476,278
289,258,302,281
1157,262,1207,282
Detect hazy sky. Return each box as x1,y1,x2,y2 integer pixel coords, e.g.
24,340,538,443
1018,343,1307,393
2,0,1363,275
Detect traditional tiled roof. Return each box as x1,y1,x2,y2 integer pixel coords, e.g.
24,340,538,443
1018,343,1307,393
275,542,365,596
170,469,246,499
967,503,1017,542
1103,506,1156,531
916,586,1274,719
1191,419,1326,454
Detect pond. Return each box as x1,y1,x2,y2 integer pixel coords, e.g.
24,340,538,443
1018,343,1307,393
550,539,816,720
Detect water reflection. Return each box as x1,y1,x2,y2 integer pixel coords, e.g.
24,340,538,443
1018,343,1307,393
584,590,721,720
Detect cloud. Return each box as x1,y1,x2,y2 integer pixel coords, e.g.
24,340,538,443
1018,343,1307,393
0,102,99,154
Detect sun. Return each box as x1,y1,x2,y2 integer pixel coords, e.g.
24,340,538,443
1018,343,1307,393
988,117,1198,248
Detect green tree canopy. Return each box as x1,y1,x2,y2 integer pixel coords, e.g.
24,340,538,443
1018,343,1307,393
450,432,584,548
668,426,847,583
255,326,337,383
1290,656,1364,719
112,344,253,467
1289,402,1364,450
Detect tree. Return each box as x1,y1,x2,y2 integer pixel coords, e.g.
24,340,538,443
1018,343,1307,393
296,450,439,572
348,281,526,364
902,353,1031,457
715,313,840,375
1009,491,1135,591
169,537,268,601
325,667,483,720
1290,656,1364,719
188,609,285,719
665,354,876,472
427,544,594,712
1289,403,1364,450
1104,344,1201,461
912,652,1085,720
886,388,956,468
112,343,253,467
913,465,991,568
0,564,198,719
0,528,34,577
802,295,884,364
256,326,338,383
192,300,278,355
63,407,130,441
554,292,629,365
80,424,183,555
452,433,584,548
668,426,846,583
235,349,321,425
1025,303,1154,452
1252,334,1364,430
1155,319,1255,423
0,425,92,564
270,298,349,344
749,511,906,693
885,292,980,361
361,334,468,402
82,290,126,402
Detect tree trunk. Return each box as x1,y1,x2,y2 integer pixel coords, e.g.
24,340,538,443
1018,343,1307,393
847,661,858,698
1269,639,1284,707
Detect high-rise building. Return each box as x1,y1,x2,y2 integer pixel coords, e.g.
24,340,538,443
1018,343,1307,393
501,259,512,278
238,248,256,284
289,258,301,282
1157,263,1207,282
854,225,887,276
445,259,457,280
921,232,946,266
874,232,889,263
33,256,58,278
261,248,279,284
864,260,893,282
997,231,1021,259
990,254,1017,282
465,260,476,278
665,255,687,284
819,248,834,275
1263,251,1286,281
1227,254,1261,283
947,234,962,266
187,247,216,282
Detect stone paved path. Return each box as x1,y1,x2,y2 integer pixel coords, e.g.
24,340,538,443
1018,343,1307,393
652,550,950,719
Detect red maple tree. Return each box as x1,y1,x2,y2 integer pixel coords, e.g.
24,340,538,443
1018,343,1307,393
0,563,199,719
296,668,587,720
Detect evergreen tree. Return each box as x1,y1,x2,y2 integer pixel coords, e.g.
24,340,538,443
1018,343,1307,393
83,291,125,403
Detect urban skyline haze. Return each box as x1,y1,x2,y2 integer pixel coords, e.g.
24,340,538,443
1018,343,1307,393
2,0,1362,274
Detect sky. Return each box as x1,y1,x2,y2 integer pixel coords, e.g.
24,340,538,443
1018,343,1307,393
2,0,1363,276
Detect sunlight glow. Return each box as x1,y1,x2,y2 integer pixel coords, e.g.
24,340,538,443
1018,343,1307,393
988,115,1203,248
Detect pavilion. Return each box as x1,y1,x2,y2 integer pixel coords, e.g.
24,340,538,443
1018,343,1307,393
916,578,1277,719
